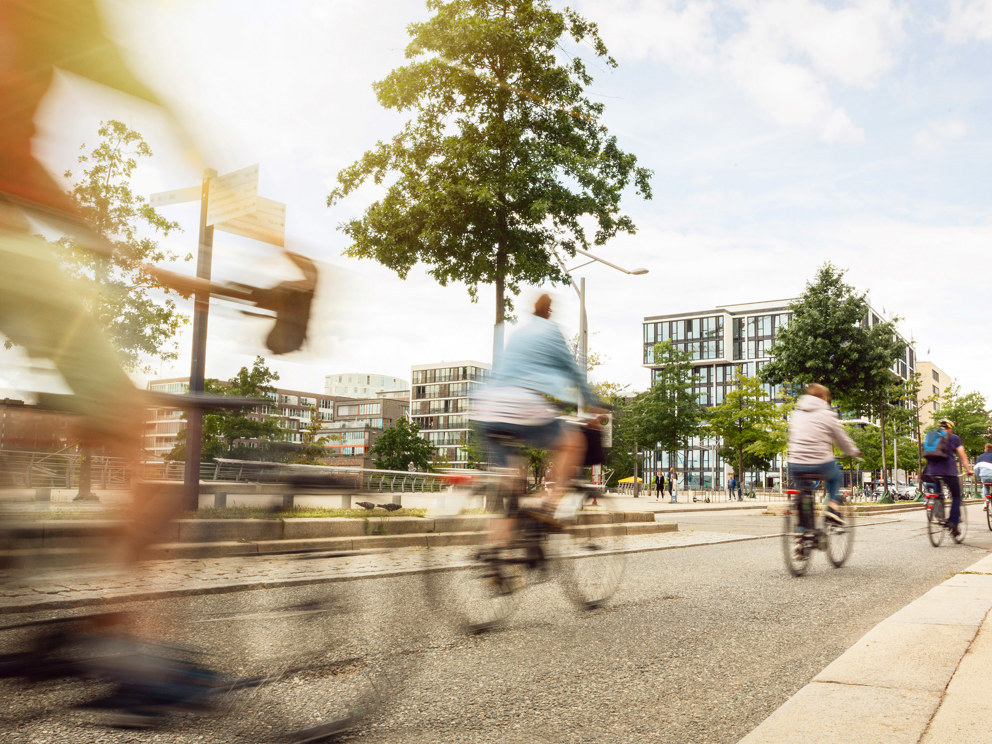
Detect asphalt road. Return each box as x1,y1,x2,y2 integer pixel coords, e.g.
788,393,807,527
2,505,990,744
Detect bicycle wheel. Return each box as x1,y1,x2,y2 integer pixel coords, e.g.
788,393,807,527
826,498,856,568
927,497,945,547
782,501,810,576
554,489,627,611
986,497,992,532
954,499,968,543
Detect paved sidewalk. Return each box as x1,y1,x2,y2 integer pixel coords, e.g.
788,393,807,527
739,551,992,743
0,527,772,614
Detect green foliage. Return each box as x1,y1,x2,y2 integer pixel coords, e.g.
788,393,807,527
522,446,551,487
327,0,651,323
57,120,189,372
370,417,436,472
167,357,284,461
628,341,704,459
932,385,990,457
705,375,786,478
760,263,906,417
291,405,338,465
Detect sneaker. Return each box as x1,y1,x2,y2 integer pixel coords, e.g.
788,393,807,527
826,507,846,526
949,524,960,538
792,538,806,561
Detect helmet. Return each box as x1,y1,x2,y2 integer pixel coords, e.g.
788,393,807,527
939,419,955,430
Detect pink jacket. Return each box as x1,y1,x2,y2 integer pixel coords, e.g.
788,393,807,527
787,394,860,465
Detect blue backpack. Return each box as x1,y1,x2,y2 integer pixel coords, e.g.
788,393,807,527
922,428,951,460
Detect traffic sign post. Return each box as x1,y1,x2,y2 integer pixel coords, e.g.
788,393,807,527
151,165,286,512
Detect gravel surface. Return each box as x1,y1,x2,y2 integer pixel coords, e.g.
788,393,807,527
1,507,989,743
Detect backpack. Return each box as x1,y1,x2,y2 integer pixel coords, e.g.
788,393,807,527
922,428,951,460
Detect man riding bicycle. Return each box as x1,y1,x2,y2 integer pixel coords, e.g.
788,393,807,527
787,383,862,525
922,419,973,537
472,293,605,540
975,444,992,500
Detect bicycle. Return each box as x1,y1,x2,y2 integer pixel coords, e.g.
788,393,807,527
924,480,968,546
782,474,856,576
423,469,627,634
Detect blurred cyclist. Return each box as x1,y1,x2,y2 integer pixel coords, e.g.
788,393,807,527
922,419,973,537
975,444,992,501
472,293,605,535
787,383,862,525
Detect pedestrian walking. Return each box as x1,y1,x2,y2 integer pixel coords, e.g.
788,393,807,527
728,475,736,501
655,472,663,501
668,468,676,503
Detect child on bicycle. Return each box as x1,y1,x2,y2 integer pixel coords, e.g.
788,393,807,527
787,383,862,525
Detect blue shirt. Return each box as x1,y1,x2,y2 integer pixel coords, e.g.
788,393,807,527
976,452,992,466
487,315,594,406
926,431,963,477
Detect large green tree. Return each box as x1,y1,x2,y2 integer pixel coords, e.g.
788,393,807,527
370,417,437,472
705,374,785,484
57,120,189,372
760,263,906,491
327,0,651,325
628,341,705,475
931,385,991,458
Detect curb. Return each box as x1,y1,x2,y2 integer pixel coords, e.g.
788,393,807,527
738,552,992,743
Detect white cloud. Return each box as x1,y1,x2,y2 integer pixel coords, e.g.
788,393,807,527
914,118,968,150
943,0,992,42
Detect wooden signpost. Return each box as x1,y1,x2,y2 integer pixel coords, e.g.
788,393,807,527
151,166,286,510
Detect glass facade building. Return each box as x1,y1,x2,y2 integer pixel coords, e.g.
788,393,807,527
410,361,490,466
642,299,916,492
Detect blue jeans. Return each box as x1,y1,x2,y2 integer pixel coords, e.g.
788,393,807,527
789,461,842,504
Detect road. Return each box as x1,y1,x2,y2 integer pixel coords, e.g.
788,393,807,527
2,504,989,744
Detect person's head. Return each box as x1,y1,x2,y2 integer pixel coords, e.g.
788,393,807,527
805,383,831,402
985,444,992,453
939,419,955,431
534,293,552,319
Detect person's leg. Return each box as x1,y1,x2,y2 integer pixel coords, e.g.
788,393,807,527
944,475,962,529
544,425,586,508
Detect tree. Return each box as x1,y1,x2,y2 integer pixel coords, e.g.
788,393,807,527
760,263,906,491
57,120,189,372
327,0,651,327
931,385,991,458
705,374,785,484
291,406,337,465
628,341,704,477
370,417,436,472
167,357,284,461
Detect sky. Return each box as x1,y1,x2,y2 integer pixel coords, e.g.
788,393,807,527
6,0,992,405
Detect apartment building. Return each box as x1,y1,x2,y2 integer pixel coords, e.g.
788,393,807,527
319,397,409,463
916,361,954,429
324,373,408,399
410,361,490,467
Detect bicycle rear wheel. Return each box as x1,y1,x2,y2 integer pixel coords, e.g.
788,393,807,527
826,498,856,568
782,501,810,576
986,497,992,532
554,490,627,611
927,497,945,547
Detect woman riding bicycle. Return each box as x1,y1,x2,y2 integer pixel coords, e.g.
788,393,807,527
471,293,605,538
787,383,861,525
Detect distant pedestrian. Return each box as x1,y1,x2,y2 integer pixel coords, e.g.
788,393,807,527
668,468,676,503
655,473,664,501
728,475,736,500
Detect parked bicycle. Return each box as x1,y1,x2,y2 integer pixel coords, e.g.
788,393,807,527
782,474,856,576
925,480,969,547
423,469,627,634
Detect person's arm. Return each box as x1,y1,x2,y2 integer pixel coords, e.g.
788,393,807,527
827,412,862,458
957,445,973,476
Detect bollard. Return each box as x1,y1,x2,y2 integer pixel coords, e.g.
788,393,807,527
213,491,227,508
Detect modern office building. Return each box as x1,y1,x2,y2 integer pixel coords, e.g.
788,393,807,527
642,299,916,491
410,361,490,467
324,373,408,399
916,361,954,429
318,397,409,463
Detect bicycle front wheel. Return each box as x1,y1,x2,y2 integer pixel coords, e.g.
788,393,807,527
986,497,992,532
554,490,627,611
782,502,810,577
927,498,945,547
826,499,856,568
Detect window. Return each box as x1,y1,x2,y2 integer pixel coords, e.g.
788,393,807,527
645,323,655,343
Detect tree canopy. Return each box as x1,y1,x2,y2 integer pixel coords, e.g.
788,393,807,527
705,374,786,480
760,263,906,416
327,0,652,324
628,341,704,459
57,120,189,372
370,417,436,472
931,385,990,458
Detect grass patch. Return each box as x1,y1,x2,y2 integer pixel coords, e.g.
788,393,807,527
185,506,427,520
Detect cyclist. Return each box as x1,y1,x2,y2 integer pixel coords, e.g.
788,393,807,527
787,383,862,525
472,293,605,539
975,444,992,502
922,419,973,537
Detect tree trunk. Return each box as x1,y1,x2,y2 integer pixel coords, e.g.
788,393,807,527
879,406,889,495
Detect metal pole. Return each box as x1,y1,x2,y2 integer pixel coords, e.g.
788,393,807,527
183,169,216,513
633,442,640,498
578,276,587,414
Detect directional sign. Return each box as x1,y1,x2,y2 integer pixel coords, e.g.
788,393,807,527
206,164,259,226
216,197,286,247
151,164,284,246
